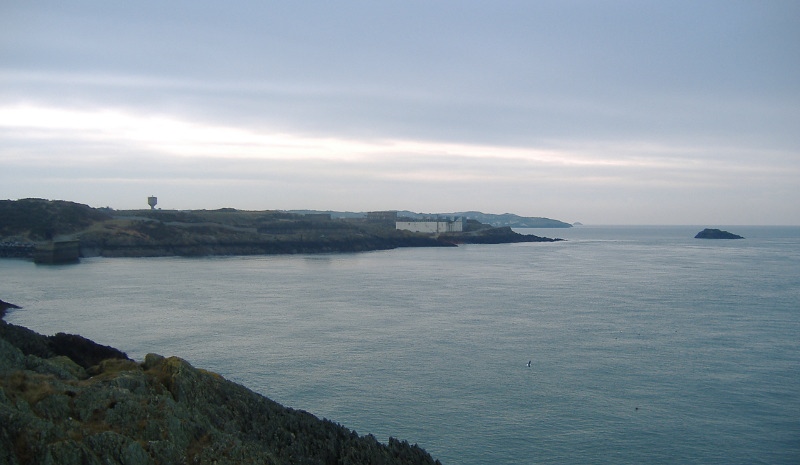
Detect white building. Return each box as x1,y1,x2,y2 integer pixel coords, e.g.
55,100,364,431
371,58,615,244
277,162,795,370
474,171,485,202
396,217,465,234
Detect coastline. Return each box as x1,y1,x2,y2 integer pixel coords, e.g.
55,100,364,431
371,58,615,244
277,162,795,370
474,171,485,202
1,199,564,261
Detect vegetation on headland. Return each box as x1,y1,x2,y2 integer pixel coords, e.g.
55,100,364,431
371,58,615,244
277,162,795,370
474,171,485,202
0,199,562,259
0,310,442,464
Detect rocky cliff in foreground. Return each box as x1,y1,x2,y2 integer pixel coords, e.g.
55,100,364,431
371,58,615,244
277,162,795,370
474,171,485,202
0,318,441,465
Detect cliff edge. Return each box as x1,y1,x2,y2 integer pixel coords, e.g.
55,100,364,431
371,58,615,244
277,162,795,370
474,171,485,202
0,317,441,465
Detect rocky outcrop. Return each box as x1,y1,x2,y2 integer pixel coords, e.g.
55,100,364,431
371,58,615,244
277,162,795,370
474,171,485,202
0,319,441,465
442,226,563,244
0,300,22,321
694,228,744,239
0,322,129,370
0,300,22,313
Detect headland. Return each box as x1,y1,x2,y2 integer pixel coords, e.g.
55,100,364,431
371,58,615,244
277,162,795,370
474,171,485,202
0,199,563,261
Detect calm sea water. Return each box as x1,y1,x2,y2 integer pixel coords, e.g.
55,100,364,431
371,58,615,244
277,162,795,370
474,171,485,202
3,226,799,464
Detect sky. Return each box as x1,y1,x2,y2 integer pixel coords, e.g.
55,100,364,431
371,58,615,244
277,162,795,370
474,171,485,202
1,1,798,225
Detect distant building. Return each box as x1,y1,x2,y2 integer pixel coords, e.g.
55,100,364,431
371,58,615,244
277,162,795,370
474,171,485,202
367,211,398,224
396,217,465,234
147,196,158,210
304,213,332,221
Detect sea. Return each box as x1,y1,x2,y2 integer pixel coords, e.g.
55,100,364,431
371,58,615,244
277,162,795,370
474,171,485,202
3,225,799,464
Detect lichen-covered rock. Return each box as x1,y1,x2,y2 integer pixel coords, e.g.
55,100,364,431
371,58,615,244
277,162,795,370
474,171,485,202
0,320,442,464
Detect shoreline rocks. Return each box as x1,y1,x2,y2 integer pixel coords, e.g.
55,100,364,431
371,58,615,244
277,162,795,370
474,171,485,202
441,226,563,244
0,299,22,320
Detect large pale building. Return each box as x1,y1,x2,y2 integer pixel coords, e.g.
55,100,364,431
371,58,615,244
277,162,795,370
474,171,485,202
396,217,465,234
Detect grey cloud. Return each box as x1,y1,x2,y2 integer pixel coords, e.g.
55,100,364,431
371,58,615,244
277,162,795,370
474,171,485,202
1,1,799,223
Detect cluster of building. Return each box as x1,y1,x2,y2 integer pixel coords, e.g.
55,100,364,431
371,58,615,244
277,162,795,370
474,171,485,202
366,211,465,234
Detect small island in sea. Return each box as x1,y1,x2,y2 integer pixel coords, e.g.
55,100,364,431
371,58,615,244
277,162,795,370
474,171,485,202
694,228,744,239
0,306,441,464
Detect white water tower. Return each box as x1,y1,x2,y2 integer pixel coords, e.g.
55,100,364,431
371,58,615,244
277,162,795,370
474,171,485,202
147,196,157,210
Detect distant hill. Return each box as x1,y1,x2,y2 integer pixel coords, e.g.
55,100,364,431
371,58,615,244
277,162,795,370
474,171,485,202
290,210,572,228
287,209,366,219
399,211,572,228
0,198,111,240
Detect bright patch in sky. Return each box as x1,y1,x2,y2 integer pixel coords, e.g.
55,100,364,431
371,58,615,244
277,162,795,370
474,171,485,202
1,1,798,223
0,104,744,171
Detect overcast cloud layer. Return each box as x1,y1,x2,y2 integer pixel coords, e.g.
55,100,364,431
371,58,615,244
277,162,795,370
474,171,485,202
2,1,798,224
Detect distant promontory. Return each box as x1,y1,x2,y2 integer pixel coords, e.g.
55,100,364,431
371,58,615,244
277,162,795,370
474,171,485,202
694,228,744,239
0,199,564,260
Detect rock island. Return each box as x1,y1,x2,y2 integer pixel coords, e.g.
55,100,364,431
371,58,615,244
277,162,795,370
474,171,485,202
694,228,744,239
